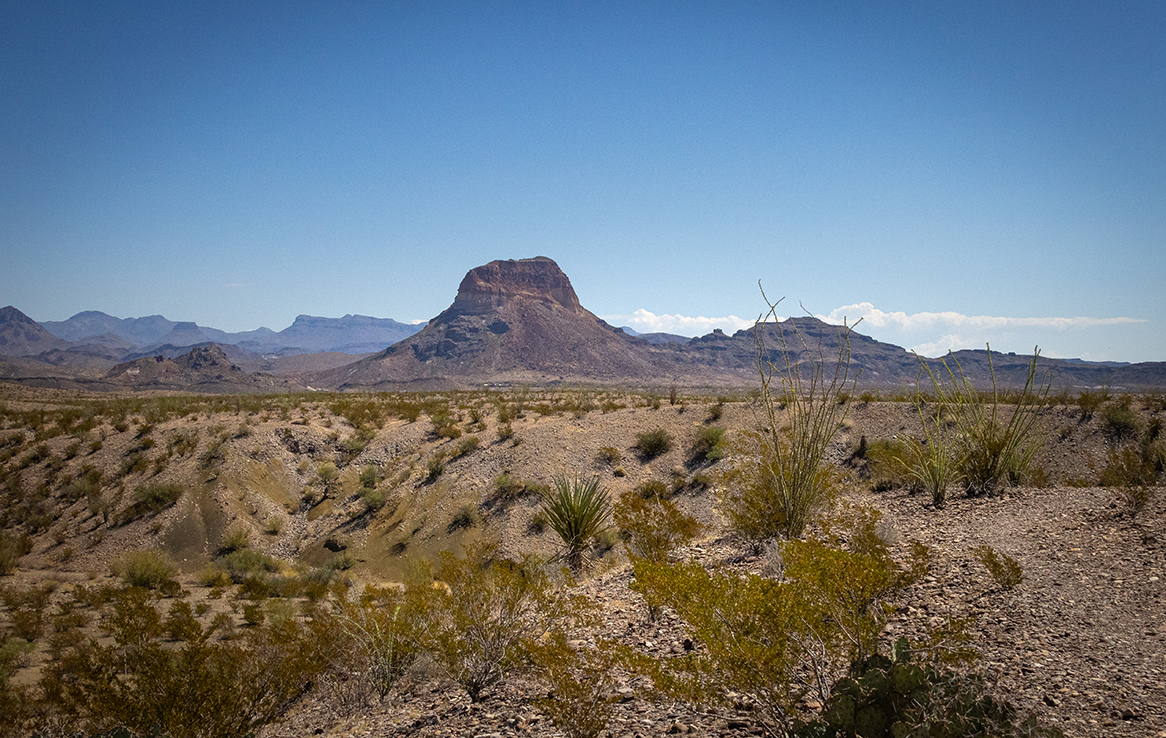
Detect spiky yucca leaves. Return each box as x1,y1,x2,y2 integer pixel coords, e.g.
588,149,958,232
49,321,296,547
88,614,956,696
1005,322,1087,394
541,475,613,574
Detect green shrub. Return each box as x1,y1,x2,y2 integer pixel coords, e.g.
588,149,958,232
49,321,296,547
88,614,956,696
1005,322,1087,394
635,478,669,500
613,489,702,563
1076,388,1109,420
1097,444,1159,516
119,483,184,523
533,634,623,738
453,435,480,458
1101,398,1140,440
310,584,421,700
315,462,339,496
412,545,581,703
1,584,52,641
690,426,726,463
40,587,322,738
632,513,929,737
430,410,462,440
972,544,1024,590
0,531,32,576
707,402,724,422
220,525,250,553
540,475,613,574
358,465,380,489
112,549,177,590
491,472,529,505
634,428,673,459
359,487,386,513
216,549,281,584
864,438,916,492
800,642,1062,738
923,349,1049,497
426,451,447,481
448,504,479,532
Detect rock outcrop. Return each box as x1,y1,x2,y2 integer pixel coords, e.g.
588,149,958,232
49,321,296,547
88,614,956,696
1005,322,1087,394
315,257,669,389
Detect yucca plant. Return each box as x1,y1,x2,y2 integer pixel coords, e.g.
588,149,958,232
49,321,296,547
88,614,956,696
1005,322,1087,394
541,475,613,574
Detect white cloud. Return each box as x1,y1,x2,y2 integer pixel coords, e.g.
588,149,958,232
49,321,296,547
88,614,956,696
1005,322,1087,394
601,309,754,337
818,302,1144,331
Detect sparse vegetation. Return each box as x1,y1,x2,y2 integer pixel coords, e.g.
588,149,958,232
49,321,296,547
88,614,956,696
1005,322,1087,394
972,544,1024,590
612,489,702,563
634,428,673,459
112,549,177,589
689,425,726,463
412,545,580,703
719,293,858,542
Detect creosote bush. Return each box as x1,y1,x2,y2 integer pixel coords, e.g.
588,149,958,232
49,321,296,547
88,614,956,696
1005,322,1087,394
111,549,177,589
35,587,322,738
690,426,726,463
612,489,702,563
412,545,584,703
632,514,929,738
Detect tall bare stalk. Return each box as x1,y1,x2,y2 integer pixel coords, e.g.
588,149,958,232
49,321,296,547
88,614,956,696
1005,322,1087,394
722,288,859,541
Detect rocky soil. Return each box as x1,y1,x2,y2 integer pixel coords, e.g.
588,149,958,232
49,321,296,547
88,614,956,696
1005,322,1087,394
1,383,1163,737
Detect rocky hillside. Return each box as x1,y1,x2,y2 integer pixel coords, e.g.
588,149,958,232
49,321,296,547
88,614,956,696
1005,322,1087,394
0,383,1162,736
0,306,69,357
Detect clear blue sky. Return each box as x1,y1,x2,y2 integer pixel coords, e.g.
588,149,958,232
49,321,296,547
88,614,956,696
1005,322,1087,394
3,1,1163,362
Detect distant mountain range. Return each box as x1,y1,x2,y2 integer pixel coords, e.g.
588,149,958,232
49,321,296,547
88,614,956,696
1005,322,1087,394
3,257,1165,393
31,310,424,357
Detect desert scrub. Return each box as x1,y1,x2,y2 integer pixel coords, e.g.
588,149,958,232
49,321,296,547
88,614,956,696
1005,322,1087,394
36,586,323,738
631,528,924,738
923,348,1050,497
1101,396,1140,440
689,426,726,463
904,383,957,506
426,451,447,481
452,435,480,458
972,544,1024,590
119,483,184,523
540,475,613,574
307,584,421,700
720,292,858,542
1097,444,1160,516
412,545,584,703
111,549,177,589
533,633,626,738
613,489,702,563
634,428,673,459
0,531,32,575
447,504,479,532
596,446,622,466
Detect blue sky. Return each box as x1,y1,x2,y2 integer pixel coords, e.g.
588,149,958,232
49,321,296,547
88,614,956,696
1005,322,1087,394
3,1,1163,362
